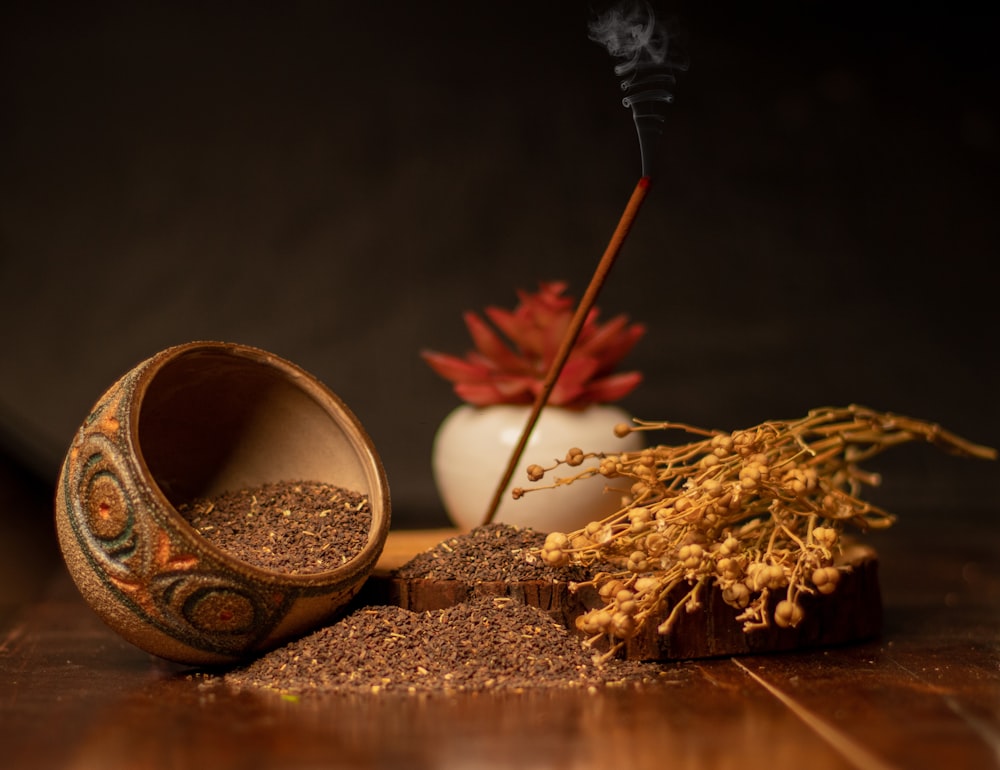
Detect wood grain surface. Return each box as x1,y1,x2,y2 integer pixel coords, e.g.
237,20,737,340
2,453,999,770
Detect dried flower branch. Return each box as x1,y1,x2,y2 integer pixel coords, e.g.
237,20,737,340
518,405,996,661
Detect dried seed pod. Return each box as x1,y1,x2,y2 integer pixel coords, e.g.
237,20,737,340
774,600,805,628
811,566,841,595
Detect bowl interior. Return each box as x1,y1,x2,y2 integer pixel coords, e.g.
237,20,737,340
134,345,384,518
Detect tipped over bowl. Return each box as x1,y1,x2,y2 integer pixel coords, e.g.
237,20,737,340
55,341,391,666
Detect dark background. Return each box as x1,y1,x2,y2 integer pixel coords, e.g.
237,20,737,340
1,0,997,562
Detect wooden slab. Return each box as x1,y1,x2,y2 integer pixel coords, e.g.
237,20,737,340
363,529,882,661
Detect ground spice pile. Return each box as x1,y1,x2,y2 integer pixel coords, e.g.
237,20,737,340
178,480,371,575
394,523,593,583
223,597,663,696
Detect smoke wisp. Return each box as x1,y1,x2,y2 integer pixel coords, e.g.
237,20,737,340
588,1,687,177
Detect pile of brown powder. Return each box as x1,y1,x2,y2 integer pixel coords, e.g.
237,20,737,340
178,480,372,575
394,523,593,583
223,596,664,696
213,523,665,697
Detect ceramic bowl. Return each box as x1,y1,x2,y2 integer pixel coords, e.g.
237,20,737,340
55,341,391,666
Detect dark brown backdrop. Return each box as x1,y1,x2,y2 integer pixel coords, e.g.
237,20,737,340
2,1,997,537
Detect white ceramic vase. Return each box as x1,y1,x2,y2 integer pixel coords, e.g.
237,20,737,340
432,403,644,533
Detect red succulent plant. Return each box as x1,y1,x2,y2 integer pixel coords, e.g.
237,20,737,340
421,281,645,408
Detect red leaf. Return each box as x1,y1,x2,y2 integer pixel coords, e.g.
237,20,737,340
455,379,534,406
462,312,524,371
579,371,644,404
547,356,600,406
423,281,646,408
420,350,490,384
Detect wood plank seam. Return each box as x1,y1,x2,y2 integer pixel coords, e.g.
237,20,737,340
731,658,900,770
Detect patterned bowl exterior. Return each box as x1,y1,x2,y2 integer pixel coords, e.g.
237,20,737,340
55,342,390,665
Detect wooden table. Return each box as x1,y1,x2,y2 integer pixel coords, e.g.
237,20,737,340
2,459,998,770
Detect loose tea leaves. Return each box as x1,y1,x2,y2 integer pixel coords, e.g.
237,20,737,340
179,480,371,575
223,597,666,697
394,523,593,583
205,522,664,697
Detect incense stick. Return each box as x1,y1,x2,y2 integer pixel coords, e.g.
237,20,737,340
481,176,652,526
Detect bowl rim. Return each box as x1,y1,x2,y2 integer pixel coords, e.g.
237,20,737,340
127,340,391,587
